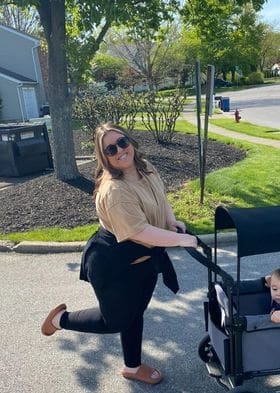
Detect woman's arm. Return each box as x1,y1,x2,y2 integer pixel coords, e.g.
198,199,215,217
129,225,197,248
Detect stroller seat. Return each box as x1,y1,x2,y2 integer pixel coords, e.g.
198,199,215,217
194,205,280,391
211,279,280,373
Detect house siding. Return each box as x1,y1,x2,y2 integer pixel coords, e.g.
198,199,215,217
0,77,22,121
0,26,39,81
0,24,46,121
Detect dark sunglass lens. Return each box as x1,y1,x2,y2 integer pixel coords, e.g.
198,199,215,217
104,144,118,156
118,136,130,149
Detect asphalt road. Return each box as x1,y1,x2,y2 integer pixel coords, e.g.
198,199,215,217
1,245,280,393
221,84,280,129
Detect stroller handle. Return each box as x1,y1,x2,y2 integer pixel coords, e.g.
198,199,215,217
177,227,212,259
177,227,234,285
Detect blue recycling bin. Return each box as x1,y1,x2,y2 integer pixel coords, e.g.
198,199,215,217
221,97,230,112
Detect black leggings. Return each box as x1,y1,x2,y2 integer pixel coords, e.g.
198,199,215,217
60,259,158,367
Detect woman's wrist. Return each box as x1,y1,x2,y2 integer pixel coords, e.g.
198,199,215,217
178,234,197,248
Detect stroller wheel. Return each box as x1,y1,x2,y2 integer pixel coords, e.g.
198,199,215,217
198,334,218,363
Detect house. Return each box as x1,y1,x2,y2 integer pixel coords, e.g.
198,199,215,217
271,63,280,76
0,23,47,122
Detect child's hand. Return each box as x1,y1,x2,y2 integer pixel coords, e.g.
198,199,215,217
271,310,280,323
265,275,271,287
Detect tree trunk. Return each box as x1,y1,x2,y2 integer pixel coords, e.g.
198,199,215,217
38,0,79,180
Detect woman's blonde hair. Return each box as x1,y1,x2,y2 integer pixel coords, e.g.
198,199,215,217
94,123,151,196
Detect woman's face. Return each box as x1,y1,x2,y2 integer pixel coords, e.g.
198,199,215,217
102,131,135,172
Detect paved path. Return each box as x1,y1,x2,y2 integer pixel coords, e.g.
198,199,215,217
182,108,280,149
1,245,280,393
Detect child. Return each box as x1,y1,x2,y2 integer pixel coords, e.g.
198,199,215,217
265,268,280,323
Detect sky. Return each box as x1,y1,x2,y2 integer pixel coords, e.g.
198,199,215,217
258,0,280,26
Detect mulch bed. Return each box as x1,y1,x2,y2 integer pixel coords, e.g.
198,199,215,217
0,129,246,234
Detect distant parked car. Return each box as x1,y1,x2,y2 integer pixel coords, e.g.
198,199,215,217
214,78,233,88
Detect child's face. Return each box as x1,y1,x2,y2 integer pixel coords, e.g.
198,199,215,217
270,275,280,304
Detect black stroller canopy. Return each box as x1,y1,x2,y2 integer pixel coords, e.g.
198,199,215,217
215,205,280,258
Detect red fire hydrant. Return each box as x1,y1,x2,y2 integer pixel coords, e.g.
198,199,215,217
235,109,241,123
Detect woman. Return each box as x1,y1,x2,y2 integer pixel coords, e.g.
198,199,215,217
41,123,197,385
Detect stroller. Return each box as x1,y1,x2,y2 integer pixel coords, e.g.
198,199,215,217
186,205,280,393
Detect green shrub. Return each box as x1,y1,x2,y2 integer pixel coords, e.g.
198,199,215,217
247,72,264,85
73,88,140,140
139,92,186,143
238,76,247,85
73,86,186,144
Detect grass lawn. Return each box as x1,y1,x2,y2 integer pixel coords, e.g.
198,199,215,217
134,118,198,134
210,118,280,141
3,224,99,243
1,119,279,241
168,139,280,233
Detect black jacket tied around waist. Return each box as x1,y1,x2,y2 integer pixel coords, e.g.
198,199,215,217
80,227,179,294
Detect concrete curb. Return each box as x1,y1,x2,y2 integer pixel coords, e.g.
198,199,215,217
0,240,85,253
0,240,15,252
0,232,237,254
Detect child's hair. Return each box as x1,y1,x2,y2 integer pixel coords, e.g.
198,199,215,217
271,268,280,280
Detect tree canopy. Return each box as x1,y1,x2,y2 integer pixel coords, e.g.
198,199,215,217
181,0,267,78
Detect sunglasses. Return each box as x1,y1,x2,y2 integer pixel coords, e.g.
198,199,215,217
104,136,131,156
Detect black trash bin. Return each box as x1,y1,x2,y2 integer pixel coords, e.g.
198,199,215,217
0,123,53,177
220,97,230,112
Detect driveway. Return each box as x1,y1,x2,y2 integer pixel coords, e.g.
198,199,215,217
1,245,280,393
221,84,280,129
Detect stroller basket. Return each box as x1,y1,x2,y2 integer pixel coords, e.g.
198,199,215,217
185,205,280,392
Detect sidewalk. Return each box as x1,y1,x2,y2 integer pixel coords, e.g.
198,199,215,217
182,107,280,149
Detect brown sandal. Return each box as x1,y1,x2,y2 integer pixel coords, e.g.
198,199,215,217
41,303,66,336
121,363,162,385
